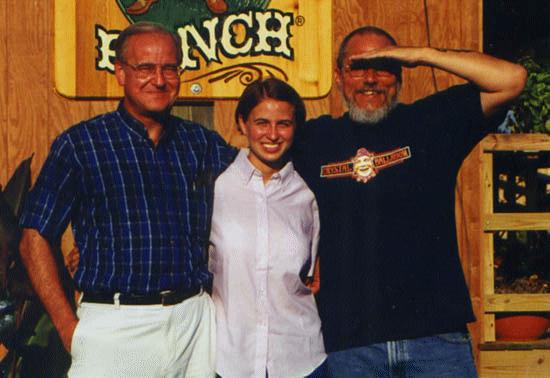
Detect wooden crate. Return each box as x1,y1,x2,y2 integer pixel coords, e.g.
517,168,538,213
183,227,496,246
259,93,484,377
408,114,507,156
479,134,550,377
480,349,550,377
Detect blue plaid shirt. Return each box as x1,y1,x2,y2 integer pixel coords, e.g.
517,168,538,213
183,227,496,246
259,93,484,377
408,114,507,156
20,104,236,294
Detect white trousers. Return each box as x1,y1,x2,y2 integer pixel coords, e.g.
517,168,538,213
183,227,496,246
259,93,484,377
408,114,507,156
68,291,215,378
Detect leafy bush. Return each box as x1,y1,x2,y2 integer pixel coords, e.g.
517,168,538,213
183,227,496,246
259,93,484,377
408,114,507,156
510,57,550,133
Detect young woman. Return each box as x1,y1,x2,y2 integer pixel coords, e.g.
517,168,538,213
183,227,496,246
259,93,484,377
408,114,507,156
209,78,326,378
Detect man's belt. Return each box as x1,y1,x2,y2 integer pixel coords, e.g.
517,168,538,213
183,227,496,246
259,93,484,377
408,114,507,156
81,287,201,306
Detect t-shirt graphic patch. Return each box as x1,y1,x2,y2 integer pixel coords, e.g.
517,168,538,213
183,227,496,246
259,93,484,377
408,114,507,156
320,146,412,183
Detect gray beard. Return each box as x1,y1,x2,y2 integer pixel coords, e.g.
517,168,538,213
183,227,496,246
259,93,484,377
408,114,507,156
344,86,400,125
347,101,396,124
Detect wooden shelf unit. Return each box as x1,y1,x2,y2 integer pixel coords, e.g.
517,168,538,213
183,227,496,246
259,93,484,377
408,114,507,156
479,134,550,377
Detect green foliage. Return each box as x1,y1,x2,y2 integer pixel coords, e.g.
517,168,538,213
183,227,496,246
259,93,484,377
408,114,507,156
117,0,271,32
0,157,33,345
0,157,72,377
510,57,550,133
0,156,34,305
13,312,70,378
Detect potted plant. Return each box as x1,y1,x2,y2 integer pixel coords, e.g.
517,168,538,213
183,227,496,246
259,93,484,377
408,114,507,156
493,230,550,341
490,56,550,340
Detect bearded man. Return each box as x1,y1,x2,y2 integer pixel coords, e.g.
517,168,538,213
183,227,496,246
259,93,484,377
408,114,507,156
292,26,526,377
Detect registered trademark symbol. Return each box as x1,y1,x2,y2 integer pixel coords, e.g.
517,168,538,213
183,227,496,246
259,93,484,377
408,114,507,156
295,15,305,26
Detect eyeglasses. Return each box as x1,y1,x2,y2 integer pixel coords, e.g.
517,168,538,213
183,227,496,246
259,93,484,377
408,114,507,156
344,58,401,79
121,61,182,80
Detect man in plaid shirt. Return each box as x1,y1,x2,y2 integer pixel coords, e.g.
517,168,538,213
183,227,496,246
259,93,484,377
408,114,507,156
19,22,235,377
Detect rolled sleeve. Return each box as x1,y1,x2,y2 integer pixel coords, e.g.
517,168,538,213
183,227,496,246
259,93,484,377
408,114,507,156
20,134,79,242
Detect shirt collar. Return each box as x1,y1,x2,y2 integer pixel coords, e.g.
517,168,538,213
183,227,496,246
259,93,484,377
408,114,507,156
116,101,176,143
234,149,294,186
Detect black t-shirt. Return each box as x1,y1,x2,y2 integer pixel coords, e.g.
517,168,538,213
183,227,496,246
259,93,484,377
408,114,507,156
293,84,495,352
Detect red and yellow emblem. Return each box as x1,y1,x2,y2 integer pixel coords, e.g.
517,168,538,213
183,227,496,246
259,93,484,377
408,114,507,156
320,146,411,183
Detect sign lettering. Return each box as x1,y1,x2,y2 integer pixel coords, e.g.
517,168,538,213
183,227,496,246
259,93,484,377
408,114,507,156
55,0,332,99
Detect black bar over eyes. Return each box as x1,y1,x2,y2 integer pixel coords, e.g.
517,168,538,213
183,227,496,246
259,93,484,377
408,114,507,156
349,58,402,76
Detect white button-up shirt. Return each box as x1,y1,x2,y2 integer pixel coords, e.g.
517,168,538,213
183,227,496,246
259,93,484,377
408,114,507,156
210,149,325,378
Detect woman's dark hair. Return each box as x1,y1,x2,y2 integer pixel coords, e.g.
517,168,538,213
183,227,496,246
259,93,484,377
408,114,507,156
235,78,306,129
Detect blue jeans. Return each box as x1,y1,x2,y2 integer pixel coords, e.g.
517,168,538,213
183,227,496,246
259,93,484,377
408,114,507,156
326,332,477,378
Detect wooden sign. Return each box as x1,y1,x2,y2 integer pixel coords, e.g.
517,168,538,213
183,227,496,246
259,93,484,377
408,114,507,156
54,0,332,99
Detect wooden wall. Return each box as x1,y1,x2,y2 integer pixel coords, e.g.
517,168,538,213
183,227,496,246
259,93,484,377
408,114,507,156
0,0,484,365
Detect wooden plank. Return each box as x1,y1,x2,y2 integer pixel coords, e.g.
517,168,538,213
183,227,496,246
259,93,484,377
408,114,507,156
484,213,550,231
7,0,50,178
481,151,494,292
426,0,479,90
480,350,550,377
305,98,330,121
171,103,213,130
483,314,496,343
485,294,550,312
481,134,550,152
456,146,484,349
213,100,247,147
480,338,550,351
480,146,495,343
294,0,333,97
0,0,6,184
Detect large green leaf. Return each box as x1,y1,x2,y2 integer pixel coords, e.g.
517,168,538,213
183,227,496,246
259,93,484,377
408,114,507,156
0,156,33,297
2,155,33,219
513,57,550,133
0,191,19,248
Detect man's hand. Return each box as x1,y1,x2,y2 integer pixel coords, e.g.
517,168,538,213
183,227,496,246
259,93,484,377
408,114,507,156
350,46,429,68
305,258,321,295
59,318,79,353
65,243,80,277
